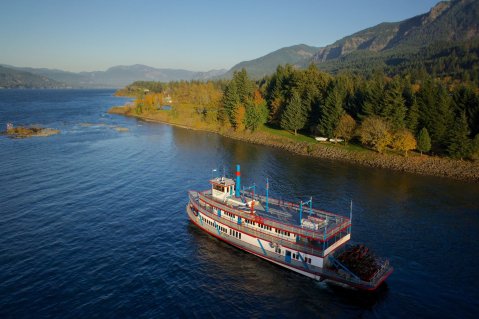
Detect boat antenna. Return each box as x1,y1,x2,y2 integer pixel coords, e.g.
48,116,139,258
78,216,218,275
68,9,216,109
300,197,313,225
299,201,303,225
323,222,327,252
349,200,353,234
309,196,312,216
265,177,269,213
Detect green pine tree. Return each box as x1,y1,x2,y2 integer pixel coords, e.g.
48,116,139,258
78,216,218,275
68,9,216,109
418,82,454,152
280,90,305,135
244,101,267,131
406,96,419,134
453,85,479,137
469,134,479,160
233,69,253,105
433,85,455,151
265,65,295,126
317,84,345,138
361,79,384,118
382,78,406,129
417,127,431,155
446,112,471,159
222,81,239,127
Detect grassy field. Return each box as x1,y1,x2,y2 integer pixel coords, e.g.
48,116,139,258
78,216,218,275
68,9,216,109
258,125,316,143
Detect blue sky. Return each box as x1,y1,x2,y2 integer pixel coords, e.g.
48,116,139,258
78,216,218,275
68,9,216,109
1,0,440,72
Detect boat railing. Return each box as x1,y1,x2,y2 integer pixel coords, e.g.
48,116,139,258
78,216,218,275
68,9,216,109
190,193,328,257
369,258,392,285
189,191,391,289
239,191,352,241
244,191,343,220
319,264,366,285
194,191,350,241
326,249,392,286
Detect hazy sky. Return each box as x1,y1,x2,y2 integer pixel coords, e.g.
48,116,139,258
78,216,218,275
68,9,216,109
1,0,440,72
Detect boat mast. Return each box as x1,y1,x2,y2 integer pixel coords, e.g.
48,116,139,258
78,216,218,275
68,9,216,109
349,200,353,234
265,178,269,213
235,164,241,197
299,197,313,226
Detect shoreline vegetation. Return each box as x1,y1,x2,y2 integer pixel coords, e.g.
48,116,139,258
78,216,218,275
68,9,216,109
2,126,60,138
110,65,479,183
108,104,479,182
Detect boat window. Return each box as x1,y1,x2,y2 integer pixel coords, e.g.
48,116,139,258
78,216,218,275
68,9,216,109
213,185,224,192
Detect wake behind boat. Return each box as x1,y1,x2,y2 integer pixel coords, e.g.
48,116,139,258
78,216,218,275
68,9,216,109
186,164,393,291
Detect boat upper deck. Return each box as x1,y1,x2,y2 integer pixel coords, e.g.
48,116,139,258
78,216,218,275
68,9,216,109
193,189,351,241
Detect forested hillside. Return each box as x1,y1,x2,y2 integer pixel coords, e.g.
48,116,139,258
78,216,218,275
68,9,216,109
315,41,479,83
218,66,479,159
119,63,479,161
0,66,66,88
313,0,479,61
227,0,479,81
223,44,319,79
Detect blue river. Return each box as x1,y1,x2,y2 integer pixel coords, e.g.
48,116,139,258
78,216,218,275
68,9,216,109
0,89,478,318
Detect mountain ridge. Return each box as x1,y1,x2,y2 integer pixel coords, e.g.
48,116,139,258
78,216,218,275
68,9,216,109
226,0,479,78
311,0,479,63
0,64,227,88
222,44,320,79
2,0,478,87
0,66,67,89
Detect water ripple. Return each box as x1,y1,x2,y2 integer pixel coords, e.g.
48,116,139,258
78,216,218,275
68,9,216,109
0,90,478,318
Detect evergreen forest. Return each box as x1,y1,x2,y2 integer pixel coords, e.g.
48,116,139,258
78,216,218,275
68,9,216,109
120,61,479,161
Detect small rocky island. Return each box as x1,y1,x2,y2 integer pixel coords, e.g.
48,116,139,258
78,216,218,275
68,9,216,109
3,123,60,138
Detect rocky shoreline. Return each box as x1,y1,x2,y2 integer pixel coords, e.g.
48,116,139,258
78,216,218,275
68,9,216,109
109,107,479,183
222,130,479,182
2,126,60,138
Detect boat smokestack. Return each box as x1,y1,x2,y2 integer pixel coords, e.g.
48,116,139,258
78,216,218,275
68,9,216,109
235,164,241,197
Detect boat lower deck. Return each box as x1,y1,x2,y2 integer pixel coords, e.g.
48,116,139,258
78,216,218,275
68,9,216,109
187,203,393,291
188,169,392,291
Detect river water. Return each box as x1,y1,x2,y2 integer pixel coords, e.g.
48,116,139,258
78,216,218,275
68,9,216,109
0,89,478,318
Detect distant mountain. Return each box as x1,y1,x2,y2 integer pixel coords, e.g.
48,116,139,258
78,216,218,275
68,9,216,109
0,64,227,88
0,66,66,88
4,66,94,88
94,65,227,85
220,0,479,79
3,0,478,88
222,44,320,79
82,65,199,87
193,69,229,80
313,0,479,62
313,0,479,80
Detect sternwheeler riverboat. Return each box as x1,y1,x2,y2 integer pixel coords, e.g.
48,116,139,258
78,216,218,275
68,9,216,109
186,165,393,291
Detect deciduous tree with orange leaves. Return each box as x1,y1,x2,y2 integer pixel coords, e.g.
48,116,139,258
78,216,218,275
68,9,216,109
391,128,417,157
